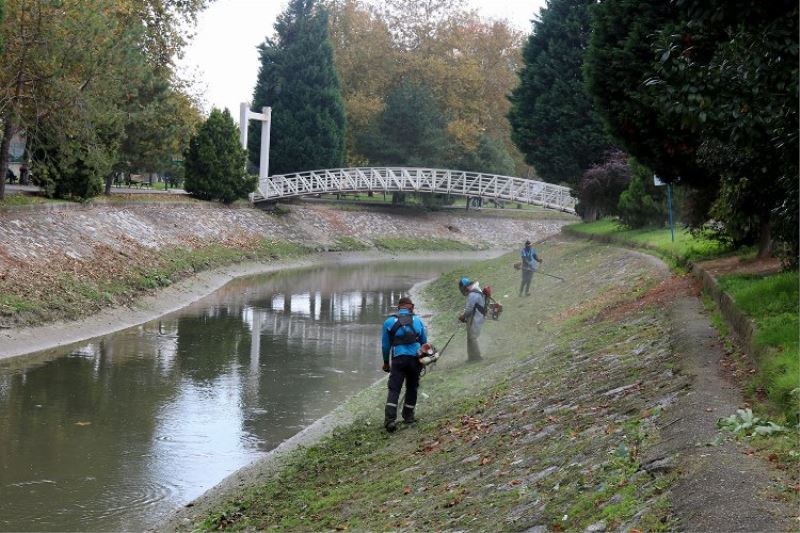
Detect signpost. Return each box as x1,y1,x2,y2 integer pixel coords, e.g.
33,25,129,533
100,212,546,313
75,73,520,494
653,174,675,242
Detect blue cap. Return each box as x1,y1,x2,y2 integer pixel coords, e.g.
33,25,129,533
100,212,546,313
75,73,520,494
459,277,471,287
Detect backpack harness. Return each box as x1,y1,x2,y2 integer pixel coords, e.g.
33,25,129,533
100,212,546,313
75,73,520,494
470,288,487,317
389,313,420,346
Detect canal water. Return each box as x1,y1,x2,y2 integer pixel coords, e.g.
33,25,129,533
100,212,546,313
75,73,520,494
0,259,465,531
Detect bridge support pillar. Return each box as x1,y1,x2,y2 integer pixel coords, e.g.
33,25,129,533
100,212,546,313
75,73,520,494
239,103,272,181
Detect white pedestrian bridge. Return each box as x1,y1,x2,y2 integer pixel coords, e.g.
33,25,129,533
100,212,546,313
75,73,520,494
252,167,576,213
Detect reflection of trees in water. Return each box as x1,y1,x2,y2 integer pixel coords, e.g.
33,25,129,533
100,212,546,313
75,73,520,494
0,260,460,529
194,261,461,315
0,338,180,528
174,309,252,382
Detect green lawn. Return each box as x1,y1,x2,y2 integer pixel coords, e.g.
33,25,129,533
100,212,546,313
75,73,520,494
716,271,800,420
0,194,59,208
566,218,730,264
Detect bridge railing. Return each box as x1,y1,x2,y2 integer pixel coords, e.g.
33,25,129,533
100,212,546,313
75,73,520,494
254,167,576,213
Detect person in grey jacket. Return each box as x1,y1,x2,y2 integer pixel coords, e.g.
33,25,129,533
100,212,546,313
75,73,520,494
458,277,485,362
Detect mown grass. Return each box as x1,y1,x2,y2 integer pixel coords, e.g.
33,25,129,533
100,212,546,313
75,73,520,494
192,241,680,531
716,271,800,421
566,218,730,265
0,194,59,208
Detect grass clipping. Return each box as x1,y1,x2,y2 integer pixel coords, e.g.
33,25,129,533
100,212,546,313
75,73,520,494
195,241,689,532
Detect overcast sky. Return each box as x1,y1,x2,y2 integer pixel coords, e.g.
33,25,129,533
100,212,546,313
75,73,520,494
179,0,547,118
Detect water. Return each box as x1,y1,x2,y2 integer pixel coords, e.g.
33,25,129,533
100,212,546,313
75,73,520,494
0,259,463,531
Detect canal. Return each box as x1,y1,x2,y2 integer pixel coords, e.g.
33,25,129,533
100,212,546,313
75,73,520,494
0,259,466,531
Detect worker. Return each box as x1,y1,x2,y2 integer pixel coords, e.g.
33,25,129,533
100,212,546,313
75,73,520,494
458,277,485,362
519,239,542,296
381,296,427,433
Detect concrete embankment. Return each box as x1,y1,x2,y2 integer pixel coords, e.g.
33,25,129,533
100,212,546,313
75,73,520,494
0,201,574,358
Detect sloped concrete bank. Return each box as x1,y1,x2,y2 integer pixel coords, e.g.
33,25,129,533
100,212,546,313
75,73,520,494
0,201,573,359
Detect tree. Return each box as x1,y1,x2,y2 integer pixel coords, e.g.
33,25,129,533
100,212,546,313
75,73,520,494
508,0,614,186
584,0,707,186
453,134,515,176
359,81,449,167
617,160,666,228
184,108,256,203
0,0,209,200
645,0,798,259
576,150,632,221
324,0,525,171
250,0,346,175
323,0,397,165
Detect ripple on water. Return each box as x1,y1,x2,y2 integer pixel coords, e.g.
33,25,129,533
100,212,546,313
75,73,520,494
81,478,179,527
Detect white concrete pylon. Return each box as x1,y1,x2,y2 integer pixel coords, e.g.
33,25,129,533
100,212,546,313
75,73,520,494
239,103,272,181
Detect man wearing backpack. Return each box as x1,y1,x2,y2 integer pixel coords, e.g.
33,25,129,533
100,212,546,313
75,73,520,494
381,296,428,433
458,277,485,363
520,239,542,297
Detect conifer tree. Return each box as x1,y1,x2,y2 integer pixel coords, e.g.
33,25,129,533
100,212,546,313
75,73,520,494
185,108,256,203
359,81,448,168
508,0,613,187
250,0,346,175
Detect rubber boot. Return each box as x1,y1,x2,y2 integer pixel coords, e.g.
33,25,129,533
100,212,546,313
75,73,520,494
384,403,397,433
402,405,417,424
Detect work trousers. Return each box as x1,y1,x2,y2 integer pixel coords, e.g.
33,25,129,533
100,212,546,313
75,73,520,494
467,327,482,362
520,268,534,295
385,355,422,423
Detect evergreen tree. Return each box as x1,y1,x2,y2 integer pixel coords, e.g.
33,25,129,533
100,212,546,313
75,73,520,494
508,0,613,187
617,160,666,228
584,0,706,185
250,0,346,175
184,108,256,203
358,81,449,167
453,135,516,176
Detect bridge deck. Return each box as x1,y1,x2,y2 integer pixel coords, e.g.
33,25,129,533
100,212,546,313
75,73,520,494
252,167,576,213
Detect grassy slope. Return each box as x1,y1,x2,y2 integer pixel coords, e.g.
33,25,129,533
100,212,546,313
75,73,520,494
195,241,689,532
566,219,799,424
566,219,729,264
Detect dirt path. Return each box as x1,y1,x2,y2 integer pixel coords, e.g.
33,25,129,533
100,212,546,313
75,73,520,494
655,294,792,531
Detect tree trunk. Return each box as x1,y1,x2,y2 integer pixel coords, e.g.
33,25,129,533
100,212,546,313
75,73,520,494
757,211,773,259
0,116,17,201
105,174,114,195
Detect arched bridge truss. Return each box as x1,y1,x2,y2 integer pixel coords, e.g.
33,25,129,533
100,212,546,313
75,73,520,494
252,167,576,213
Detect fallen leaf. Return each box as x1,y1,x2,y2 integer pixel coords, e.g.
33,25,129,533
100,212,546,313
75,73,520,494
403,486,412,495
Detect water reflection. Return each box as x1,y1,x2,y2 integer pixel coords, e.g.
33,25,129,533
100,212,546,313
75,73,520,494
0,259,462,532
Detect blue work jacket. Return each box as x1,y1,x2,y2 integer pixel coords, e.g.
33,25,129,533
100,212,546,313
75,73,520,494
382,309,427,362
521,246,540,271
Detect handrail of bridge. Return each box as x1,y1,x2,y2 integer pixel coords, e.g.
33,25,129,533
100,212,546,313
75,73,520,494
252,167,576,213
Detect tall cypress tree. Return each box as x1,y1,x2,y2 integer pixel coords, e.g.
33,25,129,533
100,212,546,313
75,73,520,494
249,0,346,175
508,0,613,187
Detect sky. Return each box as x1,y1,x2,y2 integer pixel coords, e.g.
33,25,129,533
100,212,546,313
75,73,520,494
179,0,547,119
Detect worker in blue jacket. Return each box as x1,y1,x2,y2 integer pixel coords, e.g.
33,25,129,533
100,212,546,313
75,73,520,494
519,239,542,297
382,296,428,433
